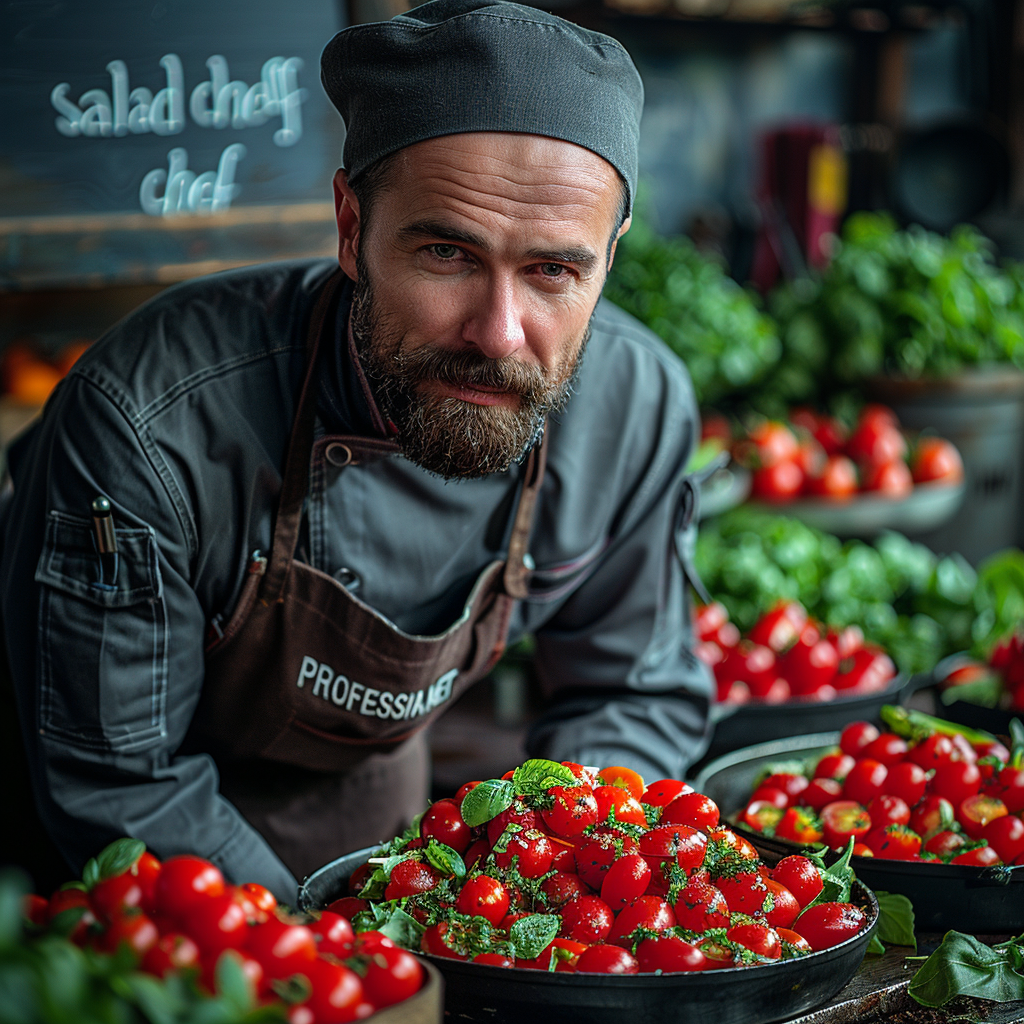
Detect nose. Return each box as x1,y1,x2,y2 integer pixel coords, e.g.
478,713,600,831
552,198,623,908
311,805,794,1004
461,275,527,360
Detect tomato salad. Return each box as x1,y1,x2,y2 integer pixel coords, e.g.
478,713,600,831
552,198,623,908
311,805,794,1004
738,708,1024,866
333,760,872,973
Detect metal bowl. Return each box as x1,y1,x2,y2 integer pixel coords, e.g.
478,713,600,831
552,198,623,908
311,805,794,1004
704,672,913,763
299,848,877,1024
694,732,1024,933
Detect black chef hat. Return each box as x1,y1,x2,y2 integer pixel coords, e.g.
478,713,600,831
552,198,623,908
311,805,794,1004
320,0,644,210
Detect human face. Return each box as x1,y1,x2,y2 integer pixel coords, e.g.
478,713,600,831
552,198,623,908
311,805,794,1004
333,132,629,479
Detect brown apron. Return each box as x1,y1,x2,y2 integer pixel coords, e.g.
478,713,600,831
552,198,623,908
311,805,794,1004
192,272,546,878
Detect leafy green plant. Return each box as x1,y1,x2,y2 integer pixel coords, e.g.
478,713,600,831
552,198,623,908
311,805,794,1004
605,211,782,406
694,506,1024,674
908,931,1024,1007
762,212,1024,410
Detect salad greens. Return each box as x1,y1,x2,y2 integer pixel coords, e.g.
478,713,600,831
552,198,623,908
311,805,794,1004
909,931,1024,1007
695,506,1024,674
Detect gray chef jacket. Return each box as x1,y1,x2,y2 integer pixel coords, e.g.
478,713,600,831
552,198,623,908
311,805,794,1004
0,259,711,898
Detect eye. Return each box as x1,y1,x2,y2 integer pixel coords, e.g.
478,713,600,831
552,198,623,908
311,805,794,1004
539,263,567,278
429,243,461,260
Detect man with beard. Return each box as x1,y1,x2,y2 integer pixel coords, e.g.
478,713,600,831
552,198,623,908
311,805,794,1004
0,0,711,900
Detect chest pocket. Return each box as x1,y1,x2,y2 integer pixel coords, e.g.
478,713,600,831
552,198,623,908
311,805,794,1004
34,510,167,753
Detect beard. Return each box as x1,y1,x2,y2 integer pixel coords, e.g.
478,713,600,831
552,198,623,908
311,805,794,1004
349,255,591,480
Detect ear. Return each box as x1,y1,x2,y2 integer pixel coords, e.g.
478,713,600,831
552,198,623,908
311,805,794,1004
606,214,631,273
333,168,361,280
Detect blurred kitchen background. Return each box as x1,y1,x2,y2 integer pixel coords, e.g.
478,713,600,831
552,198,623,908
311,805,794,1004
3,0,1024,791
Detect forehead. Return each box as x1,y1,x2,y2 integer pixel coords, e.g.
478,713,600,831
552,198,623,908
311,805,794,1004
367,133,622,243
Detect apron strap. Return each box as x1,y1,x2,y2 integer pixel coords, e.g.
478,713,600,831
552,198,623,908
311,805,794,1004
503,428,548,600
263,271,346,603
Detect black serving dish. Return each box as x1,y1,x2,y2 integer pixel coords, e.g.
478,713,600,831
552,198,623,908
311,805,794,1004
299,848,878,1024
694,732,1024,933
704,672,914,762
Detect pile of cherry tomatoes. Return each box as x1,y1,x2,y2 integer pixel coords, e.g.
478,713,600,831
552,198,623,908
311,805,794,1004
23,844,424,1023
740,716,1024,865
333,760,871,974
704,404,963,503
939,631,1024,714
696,599,897,705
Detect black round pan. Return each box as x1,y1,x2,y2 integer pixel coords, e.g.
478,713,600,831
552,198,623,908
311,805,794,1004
694,733,1024,933
299,848,878,1024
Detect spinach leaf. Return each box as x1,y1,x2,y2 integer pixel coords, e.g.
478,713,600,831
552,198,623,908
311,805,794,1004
909,931,1024,1007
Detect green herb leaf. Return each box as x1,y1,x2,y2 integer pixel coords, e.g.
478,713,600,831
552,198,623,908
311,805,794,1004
81,857,101,891
378,905,427,949
867,933,886,956
803,838,855,911
508,913,560,961
511,759,579,795
95,838,146,882
460,778,515,827
909,931,1024,1007
424,840,466,879
874,891,916,949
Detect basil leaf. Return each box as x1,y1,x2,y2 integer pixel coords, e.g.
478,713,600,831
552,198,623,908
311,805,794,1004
508,914,559,961
460,778,515,827
867,933,886,956
803,837,854,910
511,759,578,795
377,905,427,950
909,931,1024,1007
82,857,101,892
215,949,256,1011
425,840,466,879
875,891,916,950
96,838,146,882
491,823,523,854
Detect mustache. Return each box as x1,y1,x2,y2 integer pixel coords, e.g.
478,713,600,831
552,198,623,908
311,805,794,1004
393,346,551,401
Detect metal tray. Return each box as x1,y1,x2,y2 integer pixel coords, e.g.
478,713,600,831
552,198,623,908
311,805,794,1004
299,848,878,1024
705,672,913,763
694,732,1024,933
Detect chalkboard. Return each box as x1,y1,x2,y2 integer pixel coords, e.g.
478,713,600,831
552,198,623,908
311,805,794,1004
0,1,347,218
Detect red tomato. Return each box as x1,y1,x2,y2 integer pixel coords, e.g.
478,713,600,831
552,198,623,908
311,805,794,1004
716,641,778,697
912,438,963,484
600,854,652,912
727,921,781,959
840,721,880,757
46,887,96,943
141,932,201,978
771,856,823,908
641,779,692,808
494,829,555,879
132,853,162,914
361,944,423,1009
593,786,647,827
598,765,646,801
982,815,1024,863
847,414,906,466
748,785,791,809
794,902,866,950
454,780,481,803
866,794,911,829
384,859,441,901
301,957,364,1024
759,773,810,802
910,795,955,838
821,800,873,850
795,436,827,479
777,928,813,953
814,752,856,781
153,856,225,922
659,792,720,831
924,829,967,858
639,823,708,875
574,832,639,890
183,892,249,955
958,794,1009,839
673,878,731,931
884,761,928,808
742,800,784,833
752,460,804,502
932,760,983,807
486,801,539,847
907,733,956,770
201,948,265,999
748,601,808,653
541,786,600,839
987,764,1024,813
542,871,586,909
781,625,839,695
636,934,707,973
861,733,909,766
239,883,276,918
420,922,468,960
90,872,144,923
420,799,471,855
861,459,913,499
473,952,515,968
308,911,354,958
95,911,160,958
763,879,801,929
951,846,1001,867
23,894,48,928
574,944,639,974
455,876,509,926
694,937,737,969
559,895,614,944
842,760,888,805
245,917,318,979
606,896,676,948
805,454,858,500
863,824,922,860
774,807,824,845
716,870,770,916
326,897,368,920
745,419,801,467
813,415,849,455
800,777,843,812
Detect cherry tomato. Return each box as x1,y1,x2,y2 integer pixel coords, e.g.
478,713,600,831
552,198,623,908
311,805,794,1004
759,773,810,802
781,625,839,695
90,872,144,922
884,762,928,808
748,602,808,653
639,823,708,876
958,794,1009,839
866,794,911,829
912,438,963,484
770,856,823,908
542,871,586,908
494,829,555,878
593,786,648,827
574,944,639,974
814,752,855,781
239,883,276,918
805,454,858,500
727,921,782,959
598,765,646,801
924,829,967,858
244,916,317,979
742,800,784,833
95,911,160,958
541,786,600,839
486,800,540,847
840,721,880,757
46,887,96,943
361,944,423,1008
907,733,956,770
455,875,509,926
777,928,812,953
420,921,468,960
574,832,639,890
559,895,614,944
308,911,354,958
326,897,368,920
774,807,824,845
748,785,791,809
473,952,515,968
384,859,441,901
154,856,225,922
640,779,692,808
716,641,778,697
636,934,706,973
600,853,652,912
184,892,249,955
744,419,801,467
606,896,676,948
861,733,909,766
659,791,720,831
909,794,955,838
420,799,471,854
863,824,922,860
716,870,770,916
301,957,364,1024
820,800,872,850
794,902,866,950
694,937,737,969
763,879,801,928
141,932,201,977
932,760,983,807
987,764,1024,813
455,780,481,803
982,815,1024,863
847,415,906,467
842,760,888,805
951,845,1001,867
752,459,804,502
799,778,842,811
201,948,265,999
672,878,730,931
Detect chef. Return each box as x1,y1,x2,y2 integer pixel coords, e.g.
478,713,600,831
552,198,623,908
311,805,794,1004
0,0,711,901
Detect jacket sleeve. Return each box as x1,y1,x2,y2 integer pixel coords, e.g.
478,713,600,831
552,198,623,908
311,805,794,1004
524,317,714,781
1,374,298,901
